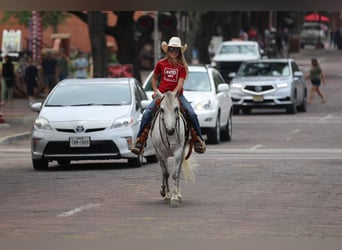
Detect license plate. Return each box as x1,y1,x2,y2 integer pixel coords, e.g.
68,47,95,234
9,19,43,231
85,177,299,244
69,136,90,147
253,95,264,102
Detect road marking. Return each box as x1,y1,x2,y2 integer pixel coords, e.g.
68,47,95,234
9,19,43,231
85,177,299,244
320,114,334,121
289,129,301,134
199,148,342,160
250,144,263,150
57,203,101,218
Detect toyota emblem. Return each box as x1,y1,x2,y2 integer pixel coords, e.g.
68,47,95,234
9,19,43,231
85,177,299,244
75,125,85,133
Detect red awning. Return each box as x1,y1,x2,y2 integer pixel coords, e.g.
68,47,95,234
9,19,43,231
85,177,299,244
305,13,330,22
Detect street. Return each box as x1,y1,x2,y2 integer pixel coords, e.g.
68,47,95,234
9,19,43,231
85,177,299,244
0,48,342,239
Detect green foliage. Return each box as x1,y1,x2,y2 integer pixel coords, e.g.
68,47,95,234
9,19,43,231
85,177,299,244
0,11,70,30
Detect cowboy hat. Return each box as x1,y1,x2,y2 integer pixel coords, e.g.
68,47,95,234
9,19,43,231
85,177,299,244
161,37,187,54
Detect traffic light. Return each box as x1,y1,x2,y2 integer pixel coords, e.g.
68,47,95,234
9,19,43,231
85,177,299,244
136,15,154,33
159,13,177,31
136,13,178,34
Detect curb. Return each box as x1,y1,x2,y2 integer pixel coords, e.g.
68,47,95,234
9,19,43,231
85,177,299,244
0,131,31,145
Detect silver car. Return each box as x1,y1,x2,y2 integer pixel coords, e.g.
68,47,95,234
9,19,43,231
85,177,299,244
30,78,157,170
229,58,307,114
143,65,233,144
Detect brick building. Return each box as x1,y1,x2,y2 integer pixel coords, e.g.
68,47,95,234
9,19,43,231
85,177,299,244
0,11,124,56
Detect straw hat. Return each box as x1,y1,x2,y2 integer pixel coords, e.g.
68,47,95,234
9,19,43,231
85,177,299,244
161,37,187,54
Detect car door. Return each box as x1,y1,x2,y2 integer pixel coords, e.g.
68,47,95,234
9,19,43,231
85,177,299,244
212,69,230,124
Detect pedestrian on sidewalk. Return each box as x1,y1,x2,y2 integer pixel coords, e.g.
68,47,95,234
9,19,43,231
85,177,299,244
1,55,15,106
41,51,58,96
24,57,39,105
305,58,327,104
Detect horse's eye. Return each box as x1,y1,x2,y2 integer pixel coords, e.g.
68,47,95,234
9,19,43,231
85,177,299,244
175,107,179,113
160,108,164,113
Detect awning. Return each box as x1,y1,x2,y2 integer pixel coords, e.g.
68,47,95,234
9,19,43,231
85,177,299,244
305,13,330,22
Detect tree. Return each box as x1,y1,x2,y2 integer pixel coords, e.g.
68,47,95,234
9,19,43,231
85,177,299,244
1,11,70,32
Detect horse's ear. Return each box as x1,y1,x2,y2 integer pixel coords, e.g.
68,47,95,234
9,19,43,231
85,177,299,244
174,90,180,97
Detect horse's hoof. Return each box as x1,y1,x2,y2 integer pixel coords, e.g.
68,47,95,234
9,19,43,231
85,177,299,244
170,198,180,207
164,197,171,204
160,189,165,197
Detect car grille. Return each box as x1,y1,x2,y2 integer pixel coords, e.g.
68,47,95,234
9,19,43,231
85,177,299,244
43,140,119,155
56,128,106,133
244,85,274,93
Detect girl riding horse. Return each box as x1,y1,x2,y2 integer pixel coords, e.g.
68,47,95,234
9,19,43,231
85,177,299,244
131,37,206,155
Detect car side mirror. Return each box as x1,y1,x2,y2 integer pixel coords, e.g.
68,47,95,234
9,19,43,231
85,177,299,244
141,100,151,110
228,72,236,78
31,102,42,113
294,71,304,78
217,83,230,92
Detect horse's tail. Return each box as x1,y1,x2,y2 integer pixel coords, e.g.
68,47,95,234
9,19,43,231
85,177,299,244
182,156,198,182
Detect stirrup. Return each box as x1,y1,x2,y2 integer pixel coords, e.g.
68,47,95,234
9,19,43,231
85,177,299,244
194,139,206,154
131,141,143,155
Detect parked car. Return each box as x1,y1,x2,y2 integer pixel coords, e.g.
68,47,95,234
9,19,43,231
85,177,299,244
229,58,307,114
300,22,328,48
30,78,157,170
143,65,233,144
211,40,264,82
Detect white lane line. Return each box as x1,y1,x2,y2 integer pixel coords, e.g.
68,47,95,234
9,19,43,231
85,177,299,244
320,114,334,121
289,129,301,134
250,144,263,150
57,203,101,218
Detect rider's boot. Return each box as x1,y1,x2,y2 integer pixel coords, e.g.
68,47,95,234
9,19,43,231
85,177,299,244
131,126,150,155
191,129,206,154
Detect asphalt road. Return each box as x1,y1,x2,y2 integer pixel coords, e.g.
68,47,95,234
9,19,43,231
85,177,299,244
1,48,342,242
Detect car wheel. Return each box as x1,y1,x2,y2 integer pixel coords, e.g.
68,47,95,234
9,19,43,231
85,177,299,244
128,154,144,168
32,158,49,171
297,92,307,112
146,155,158,163
57,160,71,166
207,114,221,144
221,111,232,142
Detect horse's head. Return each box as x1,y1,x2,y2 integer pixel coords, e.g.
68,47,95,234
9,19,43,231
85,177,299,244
159,91,180,136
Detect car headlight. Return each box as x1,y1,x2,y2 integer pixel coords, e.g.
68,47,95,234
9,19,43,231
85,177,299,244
195,100,212,111
112,116,134,128
34,117,52,130
230,83,243,89
276,83,289,88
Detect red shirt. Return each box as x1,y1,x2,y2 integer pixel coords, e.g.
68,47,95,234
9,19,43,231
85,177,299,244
154,59,186,95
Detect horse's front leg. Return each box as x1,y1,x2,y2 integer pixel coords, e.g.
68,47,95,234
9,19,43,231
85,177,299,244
171,149,184,207
159,158,171,201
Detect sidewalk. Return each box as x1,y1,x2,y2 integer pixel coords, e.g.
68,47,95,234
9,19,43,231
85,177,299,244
0,98,40,144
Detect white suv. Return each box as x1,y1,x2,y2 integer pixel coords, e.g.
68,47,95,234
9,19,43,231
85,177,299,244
300,22,327,48
143,65,233,144
211,40,264,82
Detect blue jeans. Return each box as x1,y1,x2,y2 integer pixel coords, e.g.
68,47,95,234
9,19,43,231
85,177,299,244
137,95,203,139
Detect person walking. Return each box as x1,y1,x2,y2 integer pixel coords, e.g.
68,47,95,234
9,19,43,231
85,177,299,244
1,55,15,106
57,50,69,81
41,52,58,96
306,58,327,104
73,51,89,79
131,36,206,155
24,57,39,105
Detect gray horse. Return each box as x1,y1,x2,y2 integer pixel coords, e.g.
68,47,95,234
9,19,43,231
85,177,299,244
150,90,198,207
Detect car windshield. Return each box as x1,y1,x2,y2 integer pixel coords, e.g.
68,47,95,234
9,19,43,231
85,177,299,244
237,62,290,77
183,72,211,91
218,44,257,56
144,71,211,92
45,84,131,106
